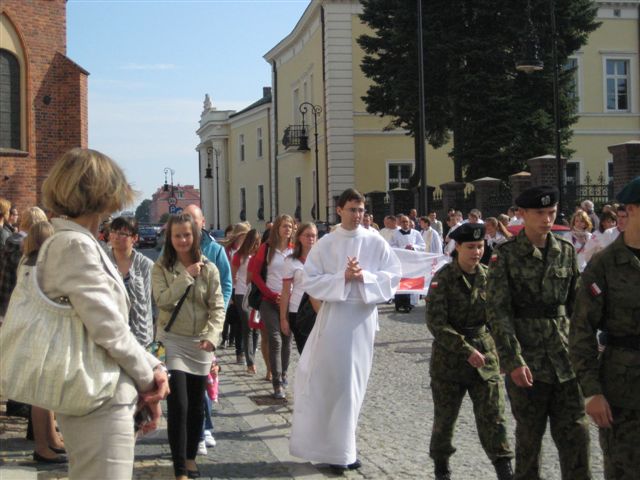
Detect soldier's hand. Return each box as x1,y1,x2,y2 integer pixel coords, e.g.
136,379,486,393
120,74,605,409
586,394,613,428
467,349,486,369
510,366,534,388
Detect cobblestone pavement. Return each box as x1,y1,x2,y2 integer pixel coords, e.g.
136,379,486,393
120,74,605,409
1,301,604,479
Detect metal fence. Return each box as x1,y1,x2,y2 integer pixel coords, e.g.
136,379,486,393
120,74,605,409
563,172,614,214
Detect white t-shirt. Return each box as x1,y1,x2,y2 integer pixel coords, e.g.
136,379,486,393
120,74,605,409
265,246,293,294
233,254,251,295
283,257,305,313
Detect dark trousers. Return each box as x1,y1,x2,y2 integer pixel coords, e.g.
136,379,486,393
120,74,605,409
167,370,207,477
222,299,242,354
259,300,291,390
236,294,259,366
506,377,591,480
289,312,309,354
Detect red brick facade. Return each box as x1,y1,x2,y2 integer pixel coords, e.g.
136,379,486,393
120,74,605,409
0,0,88,212
149,185,201,223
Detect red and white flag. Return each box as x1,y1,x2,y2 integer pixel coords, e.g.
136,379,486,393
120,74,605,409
393,248,449,295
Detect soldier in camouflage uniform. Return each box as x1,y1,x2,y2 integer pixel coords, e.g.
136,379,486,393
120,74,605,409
486,186,591,480
570,177,640,480
427,223,513,480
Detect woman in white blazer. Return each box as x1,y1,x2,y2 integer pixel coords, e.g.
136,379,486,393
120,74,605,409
39,148,170,479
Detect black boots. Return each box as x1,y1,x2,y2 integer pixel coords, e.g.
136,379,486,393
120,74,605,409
434,459,451,480
493,458,514,480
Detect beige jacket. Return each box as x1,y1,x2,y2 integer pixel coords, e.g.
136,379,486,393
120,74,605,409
38,219,159,405
152,256,225,346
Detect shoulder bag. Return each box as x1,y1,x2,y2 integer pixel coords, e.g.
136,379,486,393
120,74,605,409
296,292,318,336
246,245,269,310
0,235,121,416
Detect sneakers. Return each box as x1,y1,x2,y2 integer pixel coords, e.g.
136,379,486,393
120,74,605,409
197,440,207,456
204,430,216,447
273,389,286,399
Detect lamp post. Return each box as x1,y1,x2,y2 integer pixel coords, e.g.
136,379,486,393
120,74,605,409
299,102,322,221
207,146,221,230
163,167,175,194
416,0,428,215
516,0,564,219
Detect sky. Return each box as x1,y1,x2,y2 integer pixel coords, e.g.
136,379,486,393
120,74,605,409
66,0,310,209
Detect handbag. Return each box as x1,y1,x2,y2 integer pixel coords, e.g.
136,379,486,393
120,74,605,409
0,239,120,416
147,283,192,361
247,245,269,310
296,292,318,336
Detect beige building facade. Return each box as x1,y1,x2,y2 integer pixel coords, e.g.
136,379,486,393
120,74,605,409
197,0,639,227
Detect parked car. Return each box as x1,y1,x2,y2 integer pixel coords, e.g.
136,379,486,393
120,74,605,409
136,226,158,248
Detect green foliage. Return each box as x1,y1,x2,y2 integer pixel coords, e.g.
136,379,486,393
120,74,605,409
158,212,170,224
135,199,152,223
358,0,600,182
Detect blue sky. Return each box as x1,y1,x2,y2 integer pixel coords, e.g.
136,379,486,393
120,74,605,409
67,0,310,208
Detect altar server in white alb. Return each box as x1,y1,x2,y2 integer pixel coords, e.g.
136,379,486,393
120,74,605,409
390,215,426,251
289,188,402,474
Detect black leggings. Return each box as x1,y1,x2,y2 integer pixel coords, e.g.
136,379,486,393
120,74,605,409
167,370,207,477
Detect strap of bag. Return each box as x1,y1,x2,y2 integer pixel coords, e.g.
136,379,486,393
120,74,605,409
164,285,192,333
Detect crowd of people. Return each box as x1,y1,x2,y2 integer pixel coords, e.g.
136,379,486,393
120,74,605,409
0,147,638,480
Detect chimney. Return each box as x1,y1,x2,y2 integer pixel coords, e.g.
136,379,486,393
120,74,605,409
263,86,272,98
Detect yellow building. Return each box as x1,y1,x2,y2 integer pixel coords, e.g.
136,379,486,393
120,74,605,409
198,0,639,227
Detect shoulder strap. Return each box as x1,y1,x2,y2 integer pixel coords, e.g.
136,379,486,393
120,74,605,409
164,285,192,332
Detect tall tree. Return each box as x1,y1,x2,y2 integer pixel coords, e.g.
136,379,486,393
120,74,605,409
135,199,152,223
358,0,599,183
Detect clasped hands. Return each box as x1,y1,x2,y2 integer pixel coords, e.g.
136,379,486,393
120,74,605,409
344,256,364,282
137,366,171,434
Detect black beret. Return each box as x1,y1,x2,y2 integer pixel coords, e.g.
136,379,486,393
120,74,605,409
515,186,559,208
616,176,640,204
450,223,485,243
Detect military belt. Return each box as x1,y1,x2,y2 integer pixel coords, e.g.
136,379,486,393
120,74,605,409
607,335,640,351
514,305,566,319
457,325,487,337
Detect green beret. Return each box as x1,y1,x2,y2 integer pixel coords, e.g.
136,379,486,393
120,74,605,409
616,176,640,204
515,185,559,208
450,223,485,243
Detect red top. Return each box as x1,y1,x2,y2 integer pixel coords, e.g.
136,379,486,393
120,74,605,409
247,243,278,303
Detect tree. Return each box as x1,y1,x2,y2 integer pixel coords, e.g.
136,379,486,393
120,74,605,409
158,212,170,224
358,0,599,183
135,199,152,223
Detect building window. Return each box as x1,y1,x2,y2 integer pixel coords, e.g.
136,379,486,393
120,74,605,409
257,185,265,220
607,161,614,184
565,57,579,101
565,162,580,186
605,59,629,111
0,49,21,150
239,134,245,161
388,163,413,190
257,128,263,158
295,177,302,221
240,187,246,221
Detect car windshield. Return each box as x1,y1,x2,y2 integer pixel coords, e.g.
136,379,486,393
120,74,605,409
139,228,155,236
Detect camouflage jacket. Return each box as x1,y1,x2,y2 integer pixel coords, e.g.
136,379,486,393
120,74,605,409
486,229,579,383
426,260,500,381
570,234,640,410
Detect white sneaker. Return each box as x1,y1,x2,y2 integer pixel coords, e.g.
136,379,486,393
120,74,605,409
204,430,216,447
197,440,207,456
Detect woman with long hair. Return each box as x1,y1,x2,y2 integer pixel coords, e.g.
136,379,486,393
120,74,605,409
152,214,225,480
232,228,262,374
280,222,320,353
247,214,294,399
570,210,593,271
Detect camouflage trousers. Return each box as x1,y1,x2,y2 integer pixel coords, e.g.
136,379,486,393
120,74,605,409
429,375,513,463
505,377,591,480
600,407,640,480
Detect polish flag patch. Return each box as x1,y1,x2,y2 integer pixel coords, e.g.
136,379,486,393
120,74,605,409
490,253,499,263
430,281,438,289
589,283,602,297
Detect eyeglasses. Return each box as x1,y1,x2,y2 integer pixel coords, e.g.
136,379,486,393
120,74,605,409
345,208,365,214
112,231,133,238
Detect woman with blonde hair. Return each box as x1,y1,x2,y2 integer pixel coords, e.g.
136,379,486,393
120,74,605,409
248,214,294,399
37,148,169,479
570,210,593,271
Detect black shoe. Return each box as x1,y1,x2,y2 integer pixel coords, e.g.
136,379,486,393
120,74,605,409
329,464,347,475
33,451,67,464
187,467,201,479
434,458,451,480
348,459,362,470
49,446,66,454
493,458,514,480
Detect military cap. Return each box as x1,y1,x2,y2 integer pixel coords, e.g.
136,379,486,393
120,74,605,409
449,222,485,243
616,176,640,204
515,185,559,208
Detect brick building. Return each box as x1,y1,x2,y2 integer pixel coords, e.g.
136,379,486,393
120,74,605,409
149,185,201,224
0,0,88,211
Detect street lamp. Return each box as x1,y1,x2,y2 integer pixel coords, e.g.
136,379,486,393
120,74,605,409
299,101,322,221
163,167,175,194
207,146,221,230
416,0,428,215
516,0,564,219
205,148,213,179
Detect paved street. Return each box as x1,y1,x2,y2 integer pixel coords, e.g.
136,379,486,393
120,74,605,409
1,300,604,479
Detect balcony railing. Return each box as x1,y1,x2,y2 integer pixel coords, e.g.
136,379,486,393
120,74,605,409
282,125,309,150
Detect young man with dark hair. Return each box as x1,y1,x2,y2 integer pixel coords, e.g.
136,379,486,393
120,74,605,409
289,188,402,473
